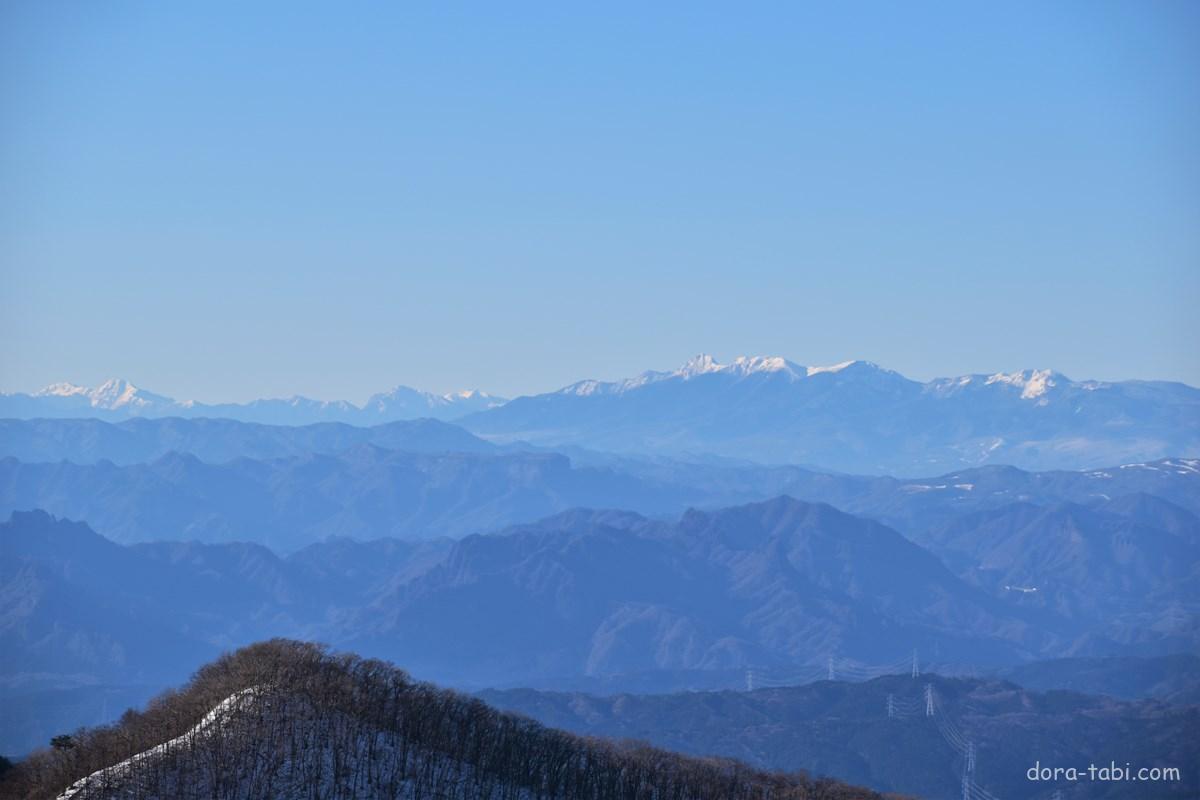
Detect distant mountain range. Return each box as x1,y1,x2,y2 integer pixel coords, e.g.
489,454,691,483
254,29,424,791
0,446,696,550
460,355,1200,473
4,488,1193,689
481,673,1200,800
4,355,1196,473
0,378,505,424
3,416,1197,550
918,497,1200,636
0,416,496,465
3,486,1196,755
349,498,1050,686
995,654,1200,704
347,494,1198,686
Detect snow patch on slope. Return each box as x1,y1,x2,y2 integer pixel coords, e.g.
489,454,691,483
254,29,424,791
985,369,1060,400
58,688,260,799
561,354,878,396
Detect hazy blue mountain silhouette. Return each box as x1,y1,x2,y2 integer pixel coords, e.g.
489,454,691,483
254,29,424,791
995,653,1200,704
349,498,1056,686
921,500,1200,613
2,422,1197,550
0,448,696,551
3,499,1196,756
480,674,1200,800
0,510,450,690
0,416,494,465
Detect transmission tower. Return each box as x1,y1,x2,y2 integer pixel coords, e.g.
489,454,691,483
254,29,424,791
911,649,919,678
745,669,755,692
827,656,835,681
961,740,977,800
924,683,935,716
886,693,895,719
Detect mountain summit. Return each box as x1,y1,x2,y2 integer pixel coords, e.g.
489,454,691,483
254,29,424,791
33,378,174,412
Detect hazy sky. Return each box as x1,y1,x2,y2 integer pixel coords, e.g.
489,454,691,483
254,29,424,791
2,1,1197,402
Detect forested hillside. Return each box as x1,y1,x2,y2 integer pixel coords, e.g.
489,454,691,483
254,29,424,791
0,641,884,800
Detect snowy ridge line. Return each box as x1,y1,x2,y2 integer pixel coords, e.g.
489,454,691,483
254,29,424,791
562,355,886,395
57,687,261,800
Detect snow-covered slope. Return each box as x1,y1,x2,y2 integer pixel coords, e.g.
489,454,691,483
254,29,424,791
58,688,260,799
34,379,176,414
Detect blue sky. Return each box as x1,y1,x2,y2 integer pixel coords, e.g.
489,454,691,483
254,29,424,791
2,1,1197,401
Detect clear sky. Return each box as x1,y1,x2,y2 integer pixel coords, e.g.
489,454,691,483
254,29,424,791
2,1,1197,402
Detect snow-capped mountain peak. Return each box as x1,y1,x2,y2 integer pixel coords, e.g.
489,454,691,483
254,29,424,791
677,353,721,377
8,378,506,423
363,384,507,418
678,354,807,380
442,389,502,403
676,354,893,381
33,378,166,411
731,355,806,378
985,369,1064,400
806,359,859,376
559,355,890,397
90,378,146,409
34,381,90,398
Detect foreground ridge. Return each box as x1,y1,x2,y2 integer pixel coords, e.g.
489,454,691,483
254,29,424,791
57,689,261,799
1,640,886,800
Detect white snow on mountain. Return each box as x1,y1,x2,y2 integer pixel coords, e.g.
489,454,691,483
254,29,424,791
5,357,1196,474
34,378,171,411
926,369,1077,402
985,369,1061,400
806,360,859,376
559,354,893,397
5,378,506,424
364,385,506,414
34,382,91,398
59,688,261,800
678,354,806,379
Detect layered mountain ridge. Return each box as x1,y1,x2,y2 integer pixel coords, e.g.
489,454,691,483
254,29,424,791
3,488,1193,732
1,379,505,425
3,416,1196,550
5,354,1196,473
480,673,1200,800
